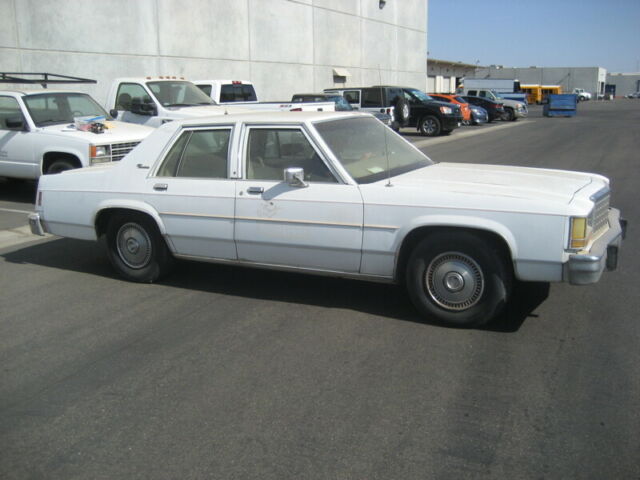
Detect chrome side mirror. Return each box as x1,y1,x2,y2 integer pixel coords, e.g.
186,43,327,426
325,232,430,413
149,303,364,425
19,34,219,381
284,167,308,188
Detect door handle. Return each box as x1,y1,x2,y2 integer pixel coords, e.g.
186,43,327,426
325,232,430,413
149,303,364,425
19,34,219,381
247,186,264,194
153,183,168,191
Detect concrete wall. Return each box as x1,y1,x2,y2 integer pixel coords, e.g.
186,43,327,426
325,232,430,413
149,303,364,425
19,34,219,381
0,0,427,105
606,73,640,97
475,66,606,97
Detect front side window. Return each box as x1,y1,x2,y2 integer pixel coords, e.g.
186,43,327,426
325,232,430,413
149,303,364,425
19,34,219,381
343,90,360,105
23,93,110,126
115,83,152,111
0,96,22,129
315,117,433,184
246,128,336,183
157,128,231,179
147,81,214,107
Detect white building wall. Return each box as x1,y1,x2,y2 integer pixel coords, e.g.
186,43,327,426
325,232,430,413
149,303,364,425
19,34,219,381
0,0,427,105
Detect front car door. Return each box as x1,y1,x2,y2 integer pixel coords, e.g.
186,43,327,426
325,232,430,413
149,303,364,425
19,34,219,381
0,95,35,179
145,125,237,259
234,124,363,273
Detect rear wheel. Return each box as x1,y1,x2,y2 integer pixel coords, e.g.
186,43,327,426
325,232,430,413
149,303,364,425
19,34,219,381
418,116,441,136
106,213,173,283
406,231,512,327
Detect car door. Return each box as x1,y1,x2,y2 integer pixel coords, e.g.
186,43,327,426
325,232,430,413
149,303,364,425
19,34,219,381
144,125,237,259
0,95,35,178
234,125,364,273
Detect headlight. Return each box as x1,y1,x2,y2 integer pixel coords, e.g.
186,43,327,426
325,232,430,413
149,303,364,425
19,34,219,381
569,216,590,250
439,106,452,114
90,144,111,164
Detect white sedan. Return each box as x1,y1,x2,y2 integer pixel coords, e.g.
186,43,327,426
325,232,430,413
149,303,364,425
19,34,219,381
30,111,626,327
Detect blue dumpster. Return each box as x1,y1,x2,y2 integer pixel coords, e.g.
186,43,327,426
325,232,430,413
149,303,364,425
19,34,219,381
543,94,577,117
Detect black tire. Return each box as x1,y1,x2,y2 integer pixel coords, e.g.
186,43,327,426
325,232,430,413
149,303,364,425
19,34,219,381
418,115,441,136
394,97,411,126
45,159,75,174
503,107,515,122
106,212,174,283
405,231,512,327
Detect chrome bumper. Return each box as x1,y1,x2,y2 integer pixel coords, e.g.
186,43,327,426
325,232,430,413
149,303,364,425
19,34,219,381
564,208,626,285
28,213,46,236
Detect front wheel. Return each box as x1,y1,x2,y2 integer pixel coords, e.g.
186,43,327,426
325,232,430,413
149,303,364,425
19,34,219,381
503,108,515,121
406,231,512,327
418,116,441,136
106,213,174,283
46,159,75,175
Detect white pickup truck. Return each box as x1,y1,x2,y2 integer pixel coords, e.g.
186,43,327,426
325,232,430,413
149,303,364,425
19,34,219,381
0,88,152,179
105,77,251,128
193,79,335,112
573,88,592,101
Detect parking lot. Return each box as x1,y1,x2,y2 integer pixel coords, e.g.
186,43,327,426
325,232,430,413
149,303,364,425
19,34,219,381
1,100,638,479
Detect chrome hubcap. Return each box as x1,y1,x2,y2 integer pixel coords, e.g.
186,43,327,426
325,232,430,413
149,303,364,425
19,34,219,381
425,252,484,311
116,222,152,269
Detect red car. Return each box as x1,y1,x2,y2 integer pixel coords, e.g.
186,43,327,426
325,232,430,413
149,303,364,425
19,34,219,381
429,93,472,124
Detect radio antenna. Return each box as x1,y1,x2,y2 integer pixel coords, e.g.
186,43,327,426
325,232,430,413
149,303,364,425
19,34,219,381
378,65,392,187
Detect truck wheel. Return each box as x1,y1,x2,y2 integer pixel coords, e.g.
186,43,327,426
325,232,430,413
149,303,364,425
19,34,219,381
46,159,75,174
419,116,441,136
106,213,173,283
406,231,512,327
503,108,515,121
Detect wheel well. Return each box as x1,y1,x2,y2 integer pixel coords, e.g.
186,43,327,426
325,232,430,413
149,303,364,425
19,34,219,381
395,226,513,283
95,208,158,238
42,152,82,174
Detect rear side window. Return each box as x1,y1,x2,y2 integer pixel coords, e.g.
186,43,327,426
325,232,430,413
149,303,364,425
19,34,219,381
361,89,382,107
468,90,477,96
219,84,257,102
157,128,231,179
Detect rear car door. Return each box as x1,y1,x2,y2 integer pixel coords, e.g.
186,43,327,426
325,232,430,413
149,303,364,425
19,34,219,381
145,125,237,259
0,95,35,178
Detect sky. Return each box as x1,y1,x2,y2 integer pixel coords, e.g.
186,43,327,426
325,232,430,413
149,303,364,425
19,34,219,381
427,0,640,73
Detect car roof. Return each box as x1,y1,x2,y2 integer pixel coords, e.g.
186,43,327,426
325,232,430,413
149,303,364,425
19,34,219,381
176,110,371,128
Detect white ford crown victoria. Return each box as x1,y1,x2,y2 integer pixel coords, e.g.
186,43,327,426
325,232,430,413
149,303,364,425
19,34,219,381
29,111,626,327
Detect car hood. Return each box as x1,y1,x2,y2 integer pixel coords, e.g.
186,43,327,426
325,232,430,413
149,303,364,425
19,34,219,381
390,162,598,205
163,105,251,118
41,121,153,142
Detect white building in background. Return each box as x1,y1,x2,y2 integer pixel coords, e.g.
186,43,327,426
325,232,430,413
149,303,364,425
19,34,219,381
475,66,607,98
0,0,427,104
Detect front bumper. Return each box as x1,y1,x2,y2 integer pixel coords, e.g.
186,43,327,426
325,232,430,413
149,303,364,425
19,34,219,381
28,213,47,236
442,115,462,131
563,208,626,285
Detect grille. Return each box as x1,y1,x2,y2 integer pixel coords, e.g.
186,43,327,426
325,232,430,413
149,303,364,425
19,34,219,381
111,141,140,162
590,187,610,235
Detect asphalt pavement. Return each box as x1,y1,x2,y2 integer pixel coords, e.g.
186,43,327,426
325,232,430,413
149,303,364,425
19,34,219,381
1,100,638,479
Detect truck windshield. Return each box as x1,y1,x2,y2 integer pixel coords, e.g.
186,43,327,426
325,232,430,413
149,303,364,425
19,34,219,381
23,93,111,127
147,81,215,107
315,117,432,184
406,88,434,103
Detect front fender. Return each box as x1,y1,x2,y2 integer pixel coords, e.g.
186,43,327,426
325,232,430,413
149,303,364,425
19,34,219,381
394,214,518,259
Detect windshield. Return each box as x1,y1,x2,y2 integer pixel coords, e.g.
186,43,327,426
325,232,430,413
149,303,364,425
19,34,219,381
453,96,468,104
314,117,433,184
147,81,215,107
406,88,434,103
23,93,111,127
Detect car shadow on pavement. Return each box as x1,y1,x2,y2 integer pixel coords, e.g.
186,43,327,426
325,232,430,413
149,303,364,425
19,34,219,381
3,237,547,332
0,179,38,205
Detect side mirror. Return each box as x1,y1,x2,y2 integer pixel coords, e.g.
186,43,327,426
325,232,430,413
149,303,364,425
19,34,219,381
5,116,27,131
284,167,308,188
109,109,119,118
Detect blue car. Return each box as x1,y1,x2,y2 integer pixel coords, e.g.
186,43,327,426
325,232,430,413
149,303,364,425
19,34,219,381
469,104,488,125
